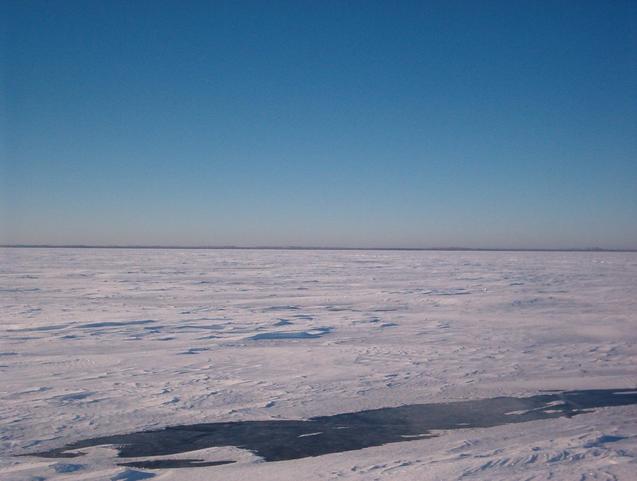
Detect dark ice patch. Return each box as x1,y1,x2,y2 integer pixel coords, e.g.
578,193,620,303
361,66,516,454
178,347,210,355
28,389,637,469
119,459,234,469
53,463,84,473
173,325,225,331
273,319,293,327
111,469,155,481
79,320,156,329
261,306,299,312
249,327,332,340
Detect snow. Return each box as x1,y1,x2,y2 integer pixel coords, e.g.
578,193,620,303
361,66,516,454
1,247,636,480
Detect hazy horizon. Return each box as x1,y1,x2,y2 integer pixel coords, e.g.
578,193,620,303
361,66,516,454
2,244,636,252
3,1,636,250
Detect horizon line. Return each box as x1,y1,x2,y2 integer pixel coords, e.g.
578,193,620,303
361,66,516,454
2,244,636,253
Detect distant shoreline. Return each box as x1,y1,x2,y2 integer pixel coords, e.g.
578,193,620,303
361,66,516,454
1,245,635,253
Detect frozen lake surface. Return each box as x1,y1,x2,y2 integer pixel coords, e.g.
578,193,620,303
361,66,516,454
1,248,637,480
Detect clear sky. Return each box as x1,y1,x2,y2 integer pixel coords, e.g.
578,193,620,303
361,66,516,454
2,0,636,249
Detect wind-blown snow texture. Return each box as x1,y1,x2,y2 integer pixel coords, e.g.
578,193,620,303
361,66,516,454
1,248,636,480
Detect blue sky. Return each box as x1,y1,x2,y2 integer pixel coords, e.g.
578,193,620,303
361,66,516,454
2,0,636,248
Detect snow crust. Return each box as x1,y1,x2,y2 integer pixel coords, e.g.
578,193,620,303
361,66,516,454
1,247,636,480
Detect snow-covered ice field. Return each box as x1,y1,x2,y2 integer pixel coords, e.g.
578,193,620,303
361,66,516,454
1,247,636,480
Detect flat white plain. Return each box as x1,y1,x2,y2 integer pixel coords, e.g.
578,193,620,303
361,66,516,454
1,248,636,480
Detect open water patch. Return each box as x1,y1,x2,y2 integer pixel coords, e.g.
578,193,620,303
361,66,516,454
28,389,637,469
